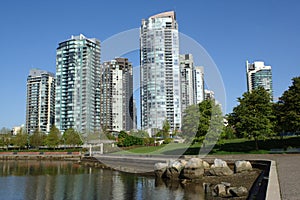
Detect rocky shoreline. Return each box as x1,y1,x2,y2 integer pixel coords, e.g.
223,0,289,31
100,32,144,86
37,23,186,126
154,158,257,198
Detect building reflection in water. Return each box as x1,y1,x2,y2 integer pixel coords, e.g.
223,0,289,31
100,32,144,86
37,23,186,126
0,161,205,199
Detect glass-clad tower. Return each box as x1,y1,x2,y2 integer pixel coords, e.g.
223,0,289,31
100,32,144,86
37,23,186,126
246,60,273,99
140,11,181,134
26,69,55,134
55,34,101,134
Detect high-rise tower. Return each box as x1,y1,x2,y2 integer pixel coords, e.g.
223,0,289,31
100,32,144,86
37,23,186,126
26,69,55,134
194,66,205,104
180,54,195,113
246,60,273,98
55,34,101,134
140,11,181,134
99,58,133,132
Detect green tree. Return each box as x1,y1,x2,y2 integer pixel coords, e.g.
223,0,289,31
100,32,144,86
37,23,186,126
13,129,28,150
29,129,44,149
0,134,12,150
46,125,61,149
162,119,170,139
228,87,275,150
62,128,83,146
181,104,200,139
275,77,300,135
205,101,224,144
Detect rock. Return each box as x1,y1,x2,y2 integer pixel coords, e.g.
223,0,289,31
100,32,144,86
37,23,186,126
209,159,233,176
209,166,233,176
169,160,185,172
165,167,181,179
221,182,231,187
214,184,227,197
234,160,252,173
228,186,248,197
154,162,168,178
182,167,204,179
203,161,210,169
185,158,203,169
179,159,187,167
165,160,186,179
182,158,204,179
212,158,228,168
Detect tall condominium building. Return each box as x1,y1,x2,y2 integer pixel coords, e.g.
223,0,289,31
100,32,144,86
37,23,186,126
55,34,101,134
194,66,205,104
100,58,133,132
26,69,55,134
246,60,273,98
180,54,195,113
140,11,181,134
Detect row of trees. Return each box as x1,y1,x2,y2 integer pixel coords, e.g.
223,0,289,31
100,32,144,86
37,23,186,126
181,77,300,150
228,77,300,149
0,126,83,150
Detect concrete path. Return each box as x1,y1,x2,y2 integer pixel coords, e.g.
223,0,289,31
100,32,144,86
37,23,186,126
95,154,300,200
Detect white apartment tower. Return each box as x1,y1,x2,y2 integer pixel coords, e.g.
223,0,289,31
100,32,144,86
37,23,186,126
140,11,181,133
194,66,205,104
26,69,55,134
55,34,101,134
100,58,133,132
180,54,195,113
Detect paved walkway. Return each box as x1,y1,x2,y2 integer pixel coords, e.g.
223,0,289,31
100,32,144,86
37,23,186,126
95,154,300,200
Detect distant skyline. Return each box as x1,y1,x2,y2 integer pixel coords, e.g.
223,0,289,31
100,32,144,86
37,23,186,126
1,0,300,128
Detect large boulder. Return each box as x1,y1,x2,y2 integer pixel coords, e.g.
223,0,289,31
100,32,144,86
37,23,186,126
203,161,210,170
185,158,203,169
228,186,248,197
182,158,204,179
165,160,185,179
182,168,204,179
154,162,168,178
213,184,227,197
209,159,233,176
234,160,252,173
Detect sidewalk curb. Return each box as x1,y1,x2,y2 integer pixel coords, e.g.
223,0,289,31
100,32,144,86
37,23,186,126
266,160,281,200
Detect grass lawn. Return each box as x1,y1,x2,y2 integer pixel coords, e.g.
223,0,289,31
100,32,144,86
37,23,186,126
112,136,300,155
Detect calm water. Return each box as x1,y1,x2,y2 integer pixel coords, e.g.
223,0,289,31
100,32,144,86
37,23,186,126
0,160,205,200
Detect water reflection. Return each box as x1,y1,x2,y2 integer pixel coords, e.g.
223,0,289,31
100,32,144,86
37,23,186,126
0,161,205,200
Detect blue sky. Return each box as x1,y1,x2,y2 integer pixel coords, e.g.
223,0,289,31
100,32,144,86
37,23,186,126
0,0,300,129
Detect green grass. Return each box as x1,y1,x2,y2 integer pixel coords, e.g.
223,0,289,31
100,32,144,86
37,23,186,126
111,136,300,155
113,143,190,155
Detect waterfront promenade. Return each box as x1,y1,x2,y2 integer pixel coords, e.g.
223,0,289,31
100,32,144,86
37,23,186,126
94,153,300,200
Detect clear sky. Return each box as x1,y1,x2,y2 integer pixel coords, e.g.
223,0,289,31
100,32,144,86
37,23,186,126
0,0,300,129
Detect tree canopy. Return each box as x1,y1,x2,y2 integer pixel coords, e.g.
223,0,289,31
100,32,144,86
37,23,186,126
274,77,300,134
46,125,61,148
62,128,83,146
181,99,223,144
228,87,275,150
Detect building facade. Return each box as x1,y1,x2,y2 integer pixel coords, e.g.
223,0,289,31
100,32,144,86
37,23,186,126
26,69,55,134
100,58,133,132
205,89,215,100
246,60,273,98
140,11,181,134
194,66,205,104
180,54,195,113
55,34,101,134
